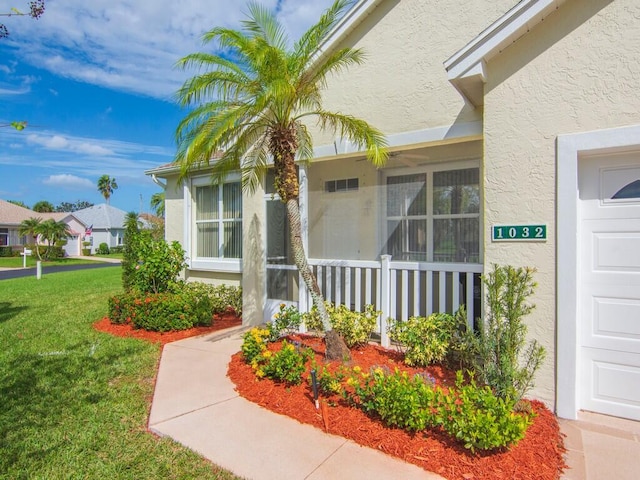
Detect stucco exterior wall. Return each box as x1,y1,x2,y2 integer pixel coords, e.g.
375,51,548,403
309,0,513,147
164,175,185,246
483,0,640,406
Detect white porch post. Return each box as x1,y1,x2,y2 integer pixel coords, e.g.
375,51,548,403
379,254,391,347
298,164,310,319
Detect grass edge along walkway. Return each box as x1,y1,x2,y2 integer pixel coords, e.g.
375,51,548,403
0,267,241,480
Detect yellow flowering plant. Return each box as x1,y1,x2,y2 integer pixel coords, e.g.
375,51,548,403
241,327,270,364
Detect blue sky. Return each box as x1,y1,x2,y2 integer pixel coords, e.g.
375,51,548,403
0,0,334,213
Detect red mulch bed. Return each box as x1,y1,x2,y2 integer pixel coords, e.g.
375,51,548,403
93,313,242,346
228,334,567,480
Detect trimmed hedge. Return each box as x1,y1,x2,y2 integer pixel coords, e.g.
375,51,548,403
108,291,213,332
107,282,242,332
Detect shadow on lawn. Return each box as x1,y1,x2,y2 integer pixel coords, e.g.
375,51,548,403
0,302,29,324
0,340,148,473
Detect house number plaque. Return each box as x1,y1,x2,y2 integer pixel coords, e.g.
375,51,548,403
492,224,547,242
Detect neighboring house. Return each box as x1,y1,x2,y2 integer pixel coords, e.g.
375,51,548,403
73,204,128,253
147,0,640,422
37,212,87,257
0,200,86,256
0,199,34,248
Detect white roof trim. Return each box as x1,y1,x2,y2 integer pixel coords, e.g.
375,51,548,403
309,0,385,68
444,0,566,106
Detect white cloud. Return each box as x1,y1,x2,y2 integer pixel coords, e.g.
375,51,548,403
43,174,94,189
27,133,115,156
0,75,37,96
8,0,336,99
1,129,173,179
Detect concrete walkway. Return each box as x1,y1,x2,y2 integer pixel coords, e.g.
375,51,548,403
148,329,444,480
149,329,640,480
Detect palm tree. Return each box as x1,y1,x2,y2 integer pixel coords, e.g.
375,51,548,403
175,0,387,359
97,175,118,204
38,219,71,259
32,200,54,212
150,192,165,217
18,217,42,260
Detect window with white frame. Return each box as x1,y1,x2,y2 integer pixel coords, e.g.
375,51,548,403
194,181,242,259
384,165,480,263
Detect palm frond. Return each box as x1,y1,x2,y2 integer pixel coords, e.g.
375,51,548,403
293,0,354,70
243,1,289,50
311,110,388,166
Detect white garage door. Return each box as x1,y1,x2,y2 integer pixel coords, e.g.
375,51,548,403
579,151,640,420
64,235,79,257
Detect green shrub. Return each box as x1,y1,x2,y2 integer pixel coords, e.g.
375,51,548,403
303,302,379,347
349,366,438,432
258,341,312,385
388,312,457,366
445,305,478,370
437,372,533,452
44,245,64,259
311,364,346,396
339,366,532,452
472,265,546,401
107,289,213,332
241,327,270,364
267,303,302,341
110,245,124,254
122,213,140,292
107,294,134,324
179,282,242,316
96,242,110,254
130,236,186,294
0,246,15,257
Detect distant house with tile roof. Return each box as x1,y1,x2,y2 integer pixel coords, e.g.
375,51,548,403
0,199,36,248
0,199,88,256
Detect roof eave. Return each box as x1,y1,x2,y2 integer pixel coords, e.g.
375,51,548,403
444,0,566,106
308,0,385,69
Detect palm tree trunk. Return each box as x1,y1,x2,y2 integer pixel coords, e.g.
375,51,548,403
271,123,350,361
285,198,350,361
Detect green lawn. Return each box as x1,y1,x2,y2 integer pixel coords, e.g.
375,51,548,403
0,256,103,269
0,268,240,479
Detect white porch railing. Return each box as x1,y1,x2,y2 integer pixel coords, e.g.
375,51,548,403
297,255,483,347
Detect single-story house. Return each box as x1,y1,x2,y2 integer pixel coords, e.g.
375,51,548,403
0,199,86,256
72,204,128,253
37,212,87,257
0,199,35,248
146,0,640,422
